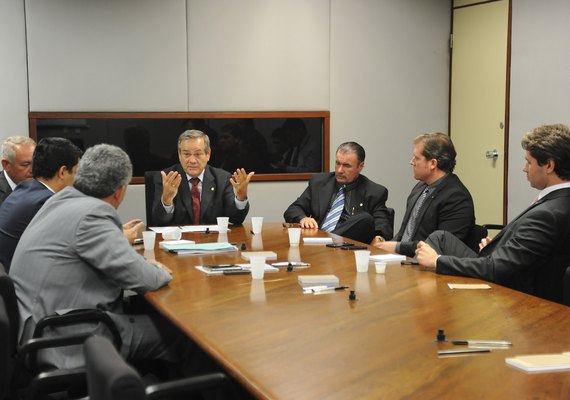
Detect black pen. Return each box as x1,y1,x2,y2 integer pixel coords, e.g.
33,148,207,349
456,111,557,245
452,340,512,347
250,230,255,235
223,271,250,275
438,349,491,356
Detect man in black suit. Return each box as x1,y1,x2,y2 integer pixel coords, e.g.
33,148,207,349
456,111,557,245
152,129,254,226
284,142,392,244
0,136,36,207
416,124,570,303
0,137,82,271
374,133,475,256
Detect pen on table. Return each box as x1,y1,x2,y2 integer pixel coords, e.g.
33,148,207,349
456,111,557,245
223,271,250,275
250,230,255,235
271,262,310,267
309,285,349,293
452,340,512,347
438,349,491,356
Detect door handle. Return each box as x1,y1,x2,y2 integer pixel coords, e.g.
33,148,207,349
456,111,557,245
485,149,499,160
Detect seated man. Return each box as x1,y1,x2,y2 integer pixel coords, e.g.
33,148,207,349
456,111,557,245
0,137,82,271
152,129,254,226
374,133,475,256
10,144,186,369
0,136,36,206
284,142,392,244
416,124,570,303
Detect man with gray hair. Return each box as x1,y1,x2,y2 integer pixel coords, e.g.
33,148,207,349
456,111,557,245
10,144,186,369
284,141,393,243
152,129,254,226
0,136,36,206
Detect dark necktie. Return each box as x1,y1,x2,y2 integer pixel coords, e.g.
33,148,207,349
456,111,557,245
401,187,429,242
190,178,200,225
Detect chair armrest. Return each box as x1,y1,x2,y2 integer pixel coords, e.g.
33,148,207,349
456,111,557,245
33,309,122,350
145,372,228,400
17,333,91,372
26,366,86,400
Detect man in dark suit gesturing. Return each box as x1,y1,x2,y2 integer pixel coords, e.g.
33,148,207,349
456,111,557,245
284,142,392,244
374,133,475,256
152,129,254,226
416,124,570,303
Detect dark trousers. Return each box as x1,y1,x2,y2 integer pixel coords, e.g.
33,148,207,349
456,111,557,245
333,213,376,244
425,230,478,258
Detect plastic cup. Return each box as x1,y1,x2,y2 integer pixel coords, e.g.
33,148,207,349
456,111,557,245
354,250,370,272
217,217,229,233
142,231,156,250
251,217,264,234
250,256,266,280
161,227,182,241
288,228,301,246
375,261,387,274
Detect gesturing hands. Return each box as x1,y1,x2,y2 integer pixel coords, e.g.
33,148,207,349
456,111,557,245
230,168,255,201
161,170,182,206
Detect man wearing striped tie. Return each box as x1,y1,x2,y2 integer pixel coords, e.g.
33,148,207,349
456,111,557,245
284,142,392,243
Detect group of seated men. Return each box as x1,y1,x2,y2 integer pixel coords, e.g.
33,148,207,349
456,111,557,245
1,123,569,375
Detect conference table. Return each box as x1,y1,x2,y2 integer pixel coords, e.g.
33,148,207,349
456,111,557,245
143,222,570,399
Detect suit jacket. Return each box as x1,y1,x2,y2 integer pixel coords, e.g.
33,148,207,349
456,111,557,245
151,164,249,226
437,188,570,301
0,179,53,271
0,171,13,207
396,173,475,256
10,186,171,368
283,173,393,239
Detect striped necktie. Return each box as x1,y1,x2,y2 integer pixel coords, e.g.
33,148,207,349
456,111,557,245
321,186,345,232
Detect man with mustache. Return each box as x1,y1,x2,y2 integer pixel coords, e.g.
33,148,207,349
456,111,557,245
284,142,392,243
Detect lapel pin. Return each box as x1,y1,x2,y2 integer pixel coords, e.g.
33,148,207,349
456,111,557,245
211,187,215,191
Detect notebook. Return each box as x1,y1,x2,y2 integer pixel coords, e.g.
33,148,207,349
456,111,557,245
505,353,570,372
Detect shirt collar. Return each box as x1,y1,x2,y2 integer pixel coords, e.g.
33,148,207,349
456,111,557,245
3,170,17,190
537,182,570,201
185,169,205,183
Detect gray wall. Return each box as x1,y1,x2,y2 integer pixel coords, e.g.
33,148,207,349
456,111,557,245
508,0,570,217
2,0,451,231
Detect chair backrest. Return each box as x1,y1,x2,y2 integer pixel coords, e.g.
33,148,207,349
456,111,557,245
0,263,18,356
465,224,488,253
144,171,159,227
84,335,145,400
0,297,12,400
386,207,395,238
564,267,570,307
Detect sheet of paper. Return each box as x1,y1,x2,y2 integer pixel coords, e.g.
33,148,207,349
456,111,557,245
179,225,227,233
369,254,406,263
448,283,492,290
303,237,333,244
195,264,278,276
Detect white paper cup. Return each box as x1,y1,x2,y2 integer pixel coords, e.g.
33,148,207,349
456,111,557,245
288,227,301,246
217,217,229,233
354,250,371,272
142,231,156,250
250,256,266,280
251,217,264,234
161,227,182,241
375,261,387,274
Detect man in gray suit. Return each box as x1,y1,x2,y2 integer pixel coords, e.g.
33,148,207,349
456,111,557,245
0,136,36,206
416,124,570,303
10,144,188,369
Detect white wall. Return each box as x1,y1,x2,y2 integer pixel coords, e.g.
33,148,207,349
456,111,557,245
0,0,28,138
6,0,452,231
508,0,570,218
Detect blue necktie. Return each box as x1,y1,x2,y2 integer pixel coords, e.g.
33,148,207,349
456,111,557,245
321,186,345,232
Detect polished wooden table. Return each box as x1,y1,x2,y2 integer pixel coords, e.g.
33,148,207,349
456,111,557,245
143,223,570,399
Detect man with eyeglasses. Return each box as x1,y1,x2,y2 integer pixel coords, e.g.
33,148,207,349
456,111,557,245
0,136,36,207
151,129,254,226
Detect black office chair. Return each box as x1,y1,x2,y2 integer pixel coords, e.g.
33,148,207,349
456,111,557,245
144,171,160,227
84,335,229,400
387,207,395,239
0,263,122,399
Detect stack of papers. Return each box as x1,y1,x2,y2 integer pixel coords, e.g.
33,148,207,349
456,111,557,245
298,275,339,287
159,239,195,249
161,241,237,255
303,237,333,244
195,263,278,276
506,353,570,372
369,254,406,263
241,251,278,260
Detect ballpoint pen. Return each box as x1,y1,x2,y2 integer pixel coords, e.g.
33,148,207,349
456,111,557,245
452,340,512,347
438,349,491,356
271,262,310,267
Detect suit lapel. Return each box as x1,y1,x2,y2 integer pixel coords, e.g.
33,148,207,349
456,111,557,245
319,176,337,218
176,165,195,223
200,166,216,222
